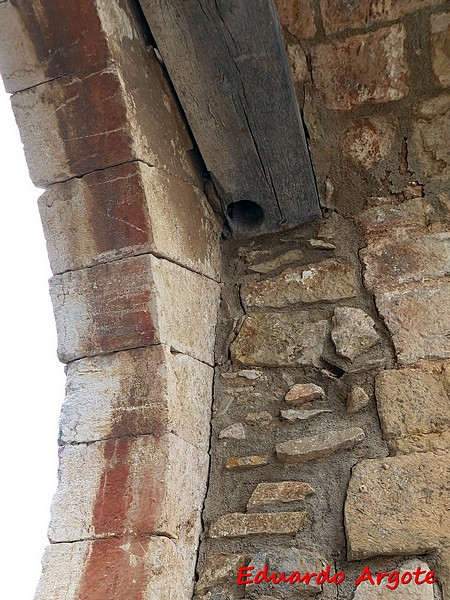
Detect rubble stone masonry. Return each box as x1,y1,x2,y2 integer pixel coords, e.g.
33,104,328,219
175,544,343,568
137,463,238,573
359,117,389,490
0,0,449,599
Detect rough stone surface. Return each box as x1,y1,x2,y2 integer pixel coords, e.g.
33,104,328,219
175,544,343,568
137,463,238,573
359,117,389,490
274,0,317,39
245,411,274,426
285,383,326,404
39,161,222,279
281,409,331,422
357,198,434,236
361,231,450,291
196,553,247,596
219,423,246,440
376,282,450,364
225,455,269,469
320,0,444,34
353,560,435,599
412,94,450,181
242,259,358,308
345,452,450,559
34,536,195,600
331,307,380,362
340,117,397,169
276,427,365,464
231,312,328,367
247,482,315,510
50,254,220,365
209,511,307,538
286,43,310,85
311,25,409,110
60,346,213,450
247,248,304,273
431,13,450,88
347,387,370,414
438,547,450,600
376,367,450,454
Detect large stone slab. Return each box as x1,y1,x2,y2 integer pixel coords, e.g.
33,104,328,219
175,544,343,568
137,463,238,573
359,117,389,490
276,427,365,464
50,254,220,365
361,231,450,292
34,536,196,600
412,94,450,181
356,198,434,237
376,282,450,365
209,512,307,538
345,453,450,560
311,25,409,110
376,366,450,454
231,312,328,367
60,345,213,450
241,259,357,309
39,161,221,279
48,434,208,542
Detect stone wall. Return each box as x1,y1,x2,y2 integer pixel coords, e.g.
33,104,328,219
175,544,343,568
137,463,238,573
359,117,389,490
0,1,222,598
194,2,450,599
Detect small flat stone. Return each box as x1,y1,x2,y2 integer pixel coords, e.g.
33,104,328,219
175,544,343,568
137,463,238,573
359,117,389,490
247,482,315,510
353,559,435,599
209,511,307,538
347,387,370,414
225,455,269,469
242,259,358,309
309,239,336,249
345,452,450,560
196,553,247,595
281,409,331,423
247,249,304,273
331,307,380,362
276,427,365,464
219,423,246,440
221,369,262,380
285,383,325,405
245,411,274,426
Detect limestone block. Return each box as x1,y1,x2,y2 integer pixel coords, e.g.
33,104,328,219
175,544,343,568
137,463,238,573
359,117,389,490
281,409,331,422
39,161,221,279
225,455,269,469
50,254,220,365
340,117,397,169
247,248,304,273
34,536,195,600
319,0,444,34
241,259,358,309
431,13,450,88
285,383,326,404
231,312,328,367
376,282,450,364
274,0,317,39
196,553,247,595
357,198,434,236
48,434,208,542
60,345,213,450
311,25,409,110
276,427,365,464
345,452,450,559
331,307,380,362
375,367,450,454
353,560,435,599
247,482,315,510
361,231,450,292
209,511,307,538
412,94,450,181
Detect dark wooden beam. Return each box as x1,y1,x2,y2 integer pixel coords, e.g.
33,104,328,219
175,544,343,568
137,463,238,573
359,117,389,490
139,0,320,234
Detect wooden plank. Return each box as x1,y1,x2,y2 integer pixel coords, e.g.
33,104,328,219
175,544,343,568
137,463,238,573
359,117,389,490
139,0,320,233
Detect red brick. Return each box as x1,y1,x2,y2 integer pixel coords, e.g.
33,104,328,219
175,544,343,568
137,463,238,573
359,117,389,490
311,25,409,110
320,0,445,34
275,0,317,39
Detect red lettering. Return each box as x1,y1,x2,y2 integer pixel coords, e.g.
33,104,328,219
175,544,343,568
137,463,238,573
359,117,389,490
302,572,318,585
333,571,346,584
288,571,302,584
401,571,412,584
413,566,428,585
316,565,334,585
237,566,254,585
355,566,375,586
376,572,389,585
254,570,265,584
425,571,437,584
277,572,289,584
386,570,400,590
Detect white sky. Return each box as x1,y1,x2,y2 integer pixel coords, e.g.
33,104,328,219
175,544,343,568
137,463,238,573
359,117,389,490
0,81,65,597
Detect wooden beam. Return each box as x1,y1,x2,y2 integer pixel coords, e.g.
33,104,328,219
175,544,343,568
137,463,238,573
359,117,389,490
139,0,320,234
